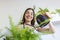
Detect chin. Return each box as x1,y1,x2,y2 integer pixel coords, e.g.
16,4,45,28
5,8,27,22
26,19,32,22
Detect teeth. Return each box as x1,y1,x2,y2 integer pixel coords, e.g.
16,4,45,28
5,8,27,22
27,16,31,19
28,17,30,18
26,15,32,19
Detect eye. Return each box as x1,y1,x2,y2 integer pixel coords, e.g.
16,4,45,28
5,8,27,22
26,11,29,14
31,12,33,15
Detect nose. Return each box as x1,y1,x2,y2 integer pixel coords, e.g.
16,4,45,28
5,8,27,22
27,13,31,16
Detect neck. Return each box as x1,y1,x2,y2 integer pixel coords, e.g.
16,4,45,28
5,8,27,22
24,21,31,25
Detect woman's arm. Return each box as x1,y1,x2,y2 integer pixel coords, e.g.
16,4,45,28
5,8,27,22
48,22,55,33
36,22,55,33
44,12,51,18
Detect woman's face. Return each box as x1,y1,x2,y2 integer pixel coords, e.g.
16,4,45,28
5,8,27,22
25,10,33,22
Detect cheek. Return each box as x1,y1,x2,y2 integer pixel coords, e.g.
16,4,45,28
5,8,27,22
25,15,27,20
25,14,28,19
31,16,33,20
25,14,33,21
25,15,28,21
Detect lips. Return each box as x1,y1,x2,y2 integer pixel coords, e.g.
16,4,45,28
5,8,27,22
26,16,32,19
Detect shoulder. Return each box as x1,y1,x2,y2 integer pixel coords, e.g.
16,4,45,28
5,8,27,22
34,22,40,28
16,24,23,29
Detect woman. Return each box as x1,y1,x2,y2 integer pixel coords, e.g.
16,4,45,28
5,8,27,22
18,8,54,33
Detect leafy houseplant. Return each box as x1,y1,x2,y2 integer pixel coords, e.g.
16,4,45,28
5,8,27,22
5,16,41,40
35,8,54,34
35,8,50,28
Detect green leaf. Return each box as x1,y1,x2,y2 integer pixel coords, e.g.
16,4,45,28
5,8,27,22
39,8,43,11
39,18,51,26
55,9,60,13
44,8,49,12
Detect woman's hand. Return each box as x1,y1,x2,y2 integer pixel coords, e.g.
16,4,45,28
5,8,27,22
44,12,51,19
36,27,49,32
36,27,42,32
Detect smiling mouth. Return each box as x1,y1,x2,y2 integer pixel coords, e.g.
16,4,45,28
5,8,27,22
26,16,32,19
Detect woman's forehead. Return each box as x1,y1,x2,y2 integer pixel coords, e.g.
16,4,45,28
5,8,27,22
27,10,33,12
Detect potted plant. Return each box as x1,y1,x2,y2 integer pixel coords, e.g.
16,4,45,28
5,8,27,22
4,16,42,40
35,8,51,28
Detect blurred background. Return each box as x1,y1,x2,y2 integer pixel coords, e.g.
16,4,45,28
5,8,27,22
0,0,60,40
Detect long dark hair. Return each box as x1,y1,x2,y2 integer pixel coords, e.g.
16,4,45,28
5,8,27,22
21,8,35,26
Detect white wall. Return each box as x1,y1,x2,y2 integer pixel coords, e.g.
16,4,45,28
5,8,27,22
0,0,60,29
0,0,60,40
